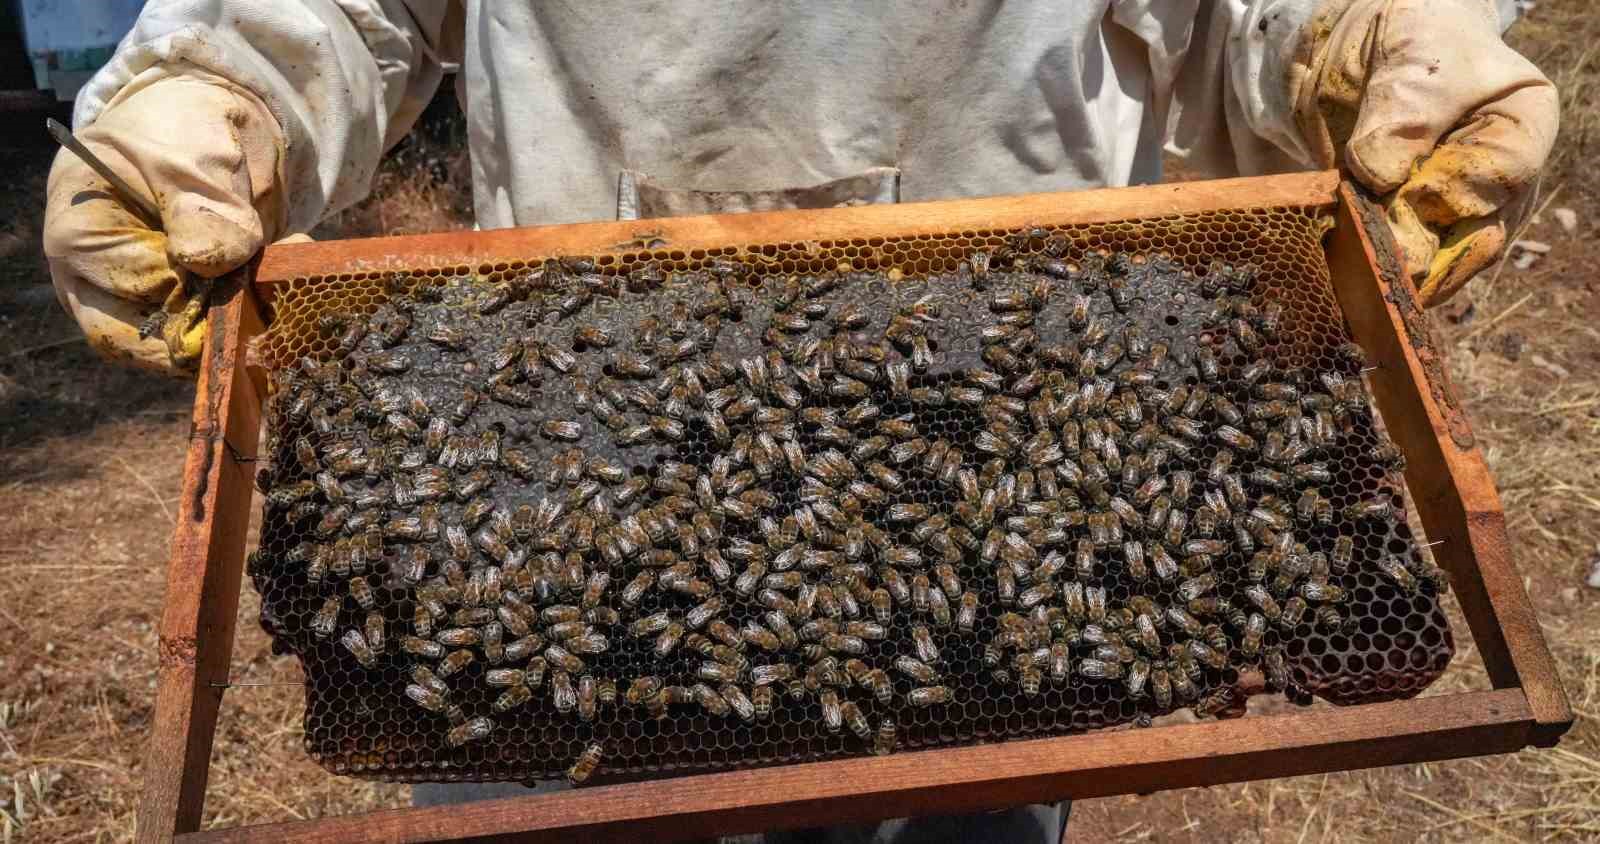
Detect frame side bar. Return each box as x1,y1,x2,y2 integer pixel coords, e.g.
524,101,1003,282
1326,184,1571,744
136,280,266,842
178,689,1531,844
253,171,1341,284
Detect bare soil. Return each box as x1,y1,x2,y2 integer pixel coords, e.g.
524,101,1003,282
1,5,1596,840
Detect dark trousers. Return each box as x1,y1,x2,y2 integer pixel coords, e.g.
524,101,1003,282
413,783,1070,843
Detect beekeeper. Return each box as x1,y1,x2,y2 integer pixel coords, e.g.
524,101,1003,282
39,0,1556,836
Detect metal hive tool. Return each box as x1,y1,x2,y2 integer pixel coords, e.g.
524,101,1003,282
246,205,1454,784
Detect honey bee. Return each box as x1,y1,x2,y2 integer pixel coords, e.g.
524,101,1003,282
406,661,450,696
486,682,531,713
1345,497,1393,521
1280,596,1308,628
756,614,794,654
401,635,447,661
547,670,577,713
1377,556,1419,592
1299,580,1346,603
1144,664,1171,709
1169,668,1199,704
1087,588,1115,626
620,676,664,709
1182,538,1228,558
1330,339,1370,368
340,628,377,668
1313,497,1334,526
692,682,731,717
342,574,376,609
1121,612,1158,657
1017,580,1056,611
363,611,386,653
531,418,583,444
1177,573,1217,602
1315,605,1348,632
1163,605,1205,638
707,683,753,723
565,630,609,655
570,674,597,721
1246,468,1289,491
905,685,951,707
1228,613,1267,658
572,324,614,349
646,619,685,656
610,351,656,379
889,654,940,684
825,373,874,401
696,622,742,658
1106,496,1142,532
444,715,493,748
1244,584,1283,621
1078,658,1123,680
1369,440,1407,472
310,596,341,639
565,742,604,784
911,624,940,664
1263,647,1290,692
677,594,722,629
1214,425,1257,453
845,593,880,635
855,717,895,758
885,502,934,525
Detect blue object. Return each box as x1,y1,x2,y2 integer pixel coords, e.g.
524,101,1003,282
16,0,144,100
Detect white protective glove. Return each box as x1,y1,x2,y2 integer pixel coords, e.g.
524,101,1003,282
43,70,288,373
1294,0,1559,306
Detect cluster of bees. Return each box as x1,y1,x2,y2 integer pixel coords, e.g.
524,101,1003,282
254,234,1445,785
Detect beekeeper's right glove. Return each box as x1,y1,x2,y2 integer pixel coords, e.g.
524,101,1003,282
43,70,288,373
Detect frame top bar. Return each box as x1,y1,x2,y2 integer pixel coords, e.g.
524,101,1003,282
255,171,1342,285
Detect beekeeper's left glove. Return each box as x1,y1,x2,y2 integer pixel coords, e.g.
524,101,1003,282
1295,0,1559,306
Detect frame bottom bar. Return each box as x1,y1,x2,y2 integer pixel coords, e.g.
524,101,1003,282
181,689,1532,844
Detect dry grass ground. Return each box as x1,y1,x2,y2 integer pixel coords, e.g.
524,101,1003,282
0,123,468,841
2,5,1597,840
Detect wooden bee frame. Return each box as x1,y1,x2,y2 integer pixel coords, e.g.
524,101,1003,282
136,171,1570,843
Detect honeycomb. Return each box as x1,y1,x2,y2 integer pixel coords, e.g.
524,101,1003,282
246,205,1454,785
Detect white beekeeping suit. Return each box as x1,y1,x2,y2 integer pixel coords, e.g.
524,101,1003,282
42,0,1553,373
69,1,1334,230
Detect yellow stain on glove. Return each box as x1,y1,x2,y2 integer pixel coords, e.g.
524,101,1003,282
158,281,213,369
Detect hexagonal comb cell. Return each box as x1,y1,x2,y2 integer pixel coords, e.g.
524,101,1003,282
245,206,1452,784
